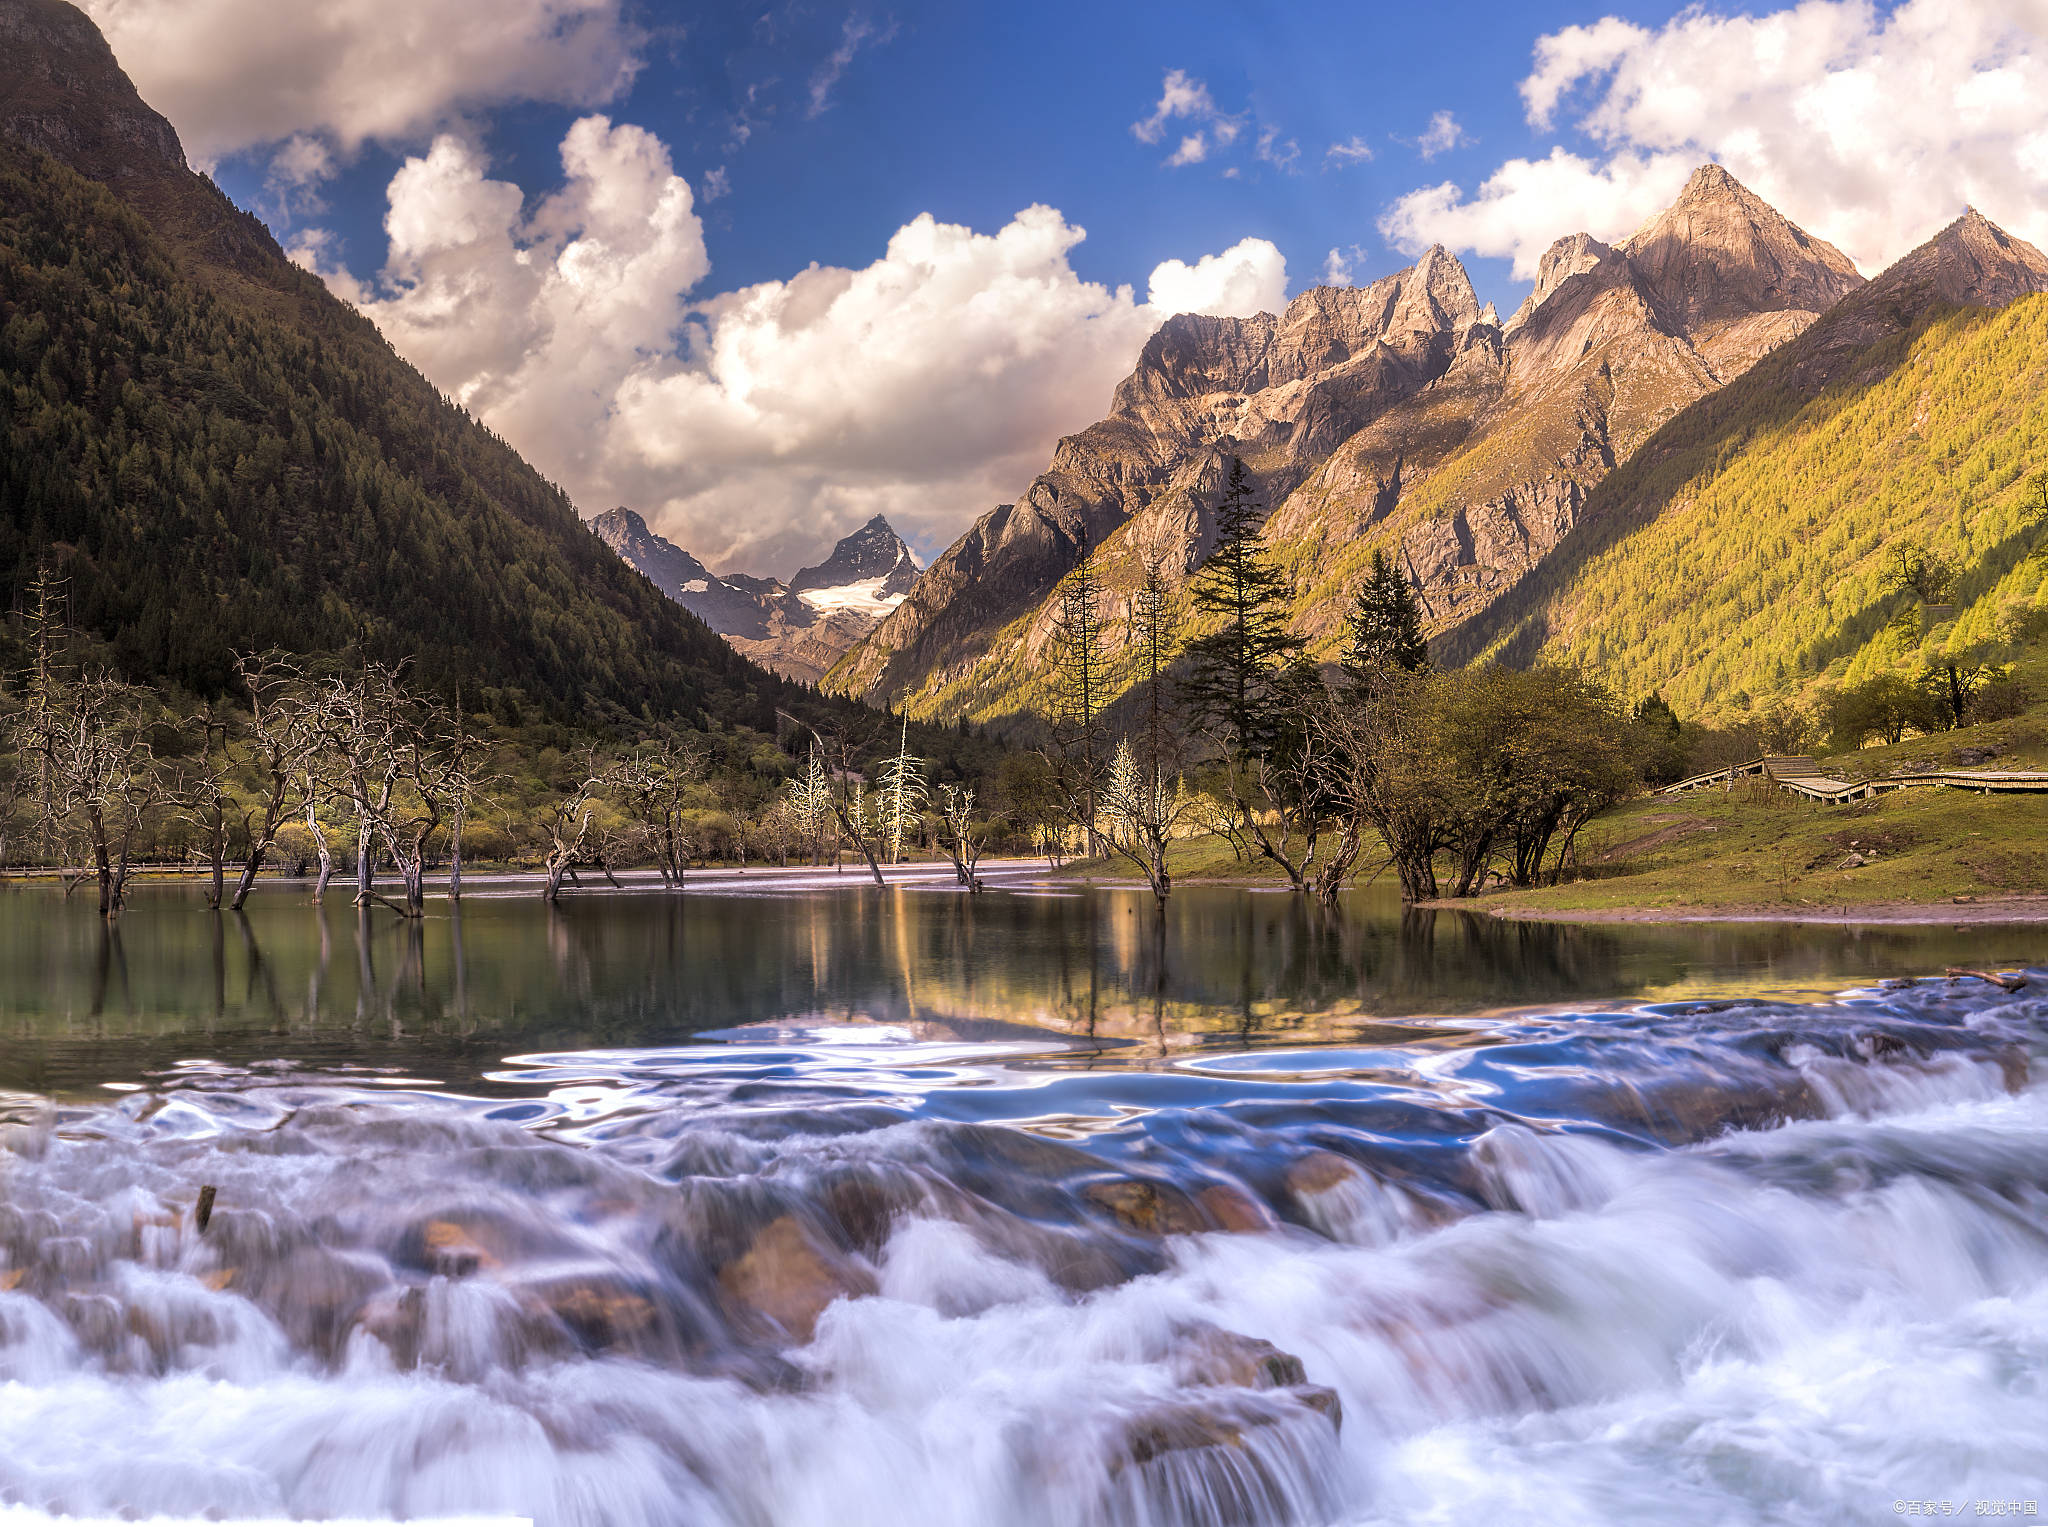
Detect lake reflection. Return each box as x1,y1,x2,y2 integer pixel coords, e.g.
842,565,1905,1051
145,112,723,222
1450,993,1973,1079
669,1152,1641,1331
3,876,2044,1097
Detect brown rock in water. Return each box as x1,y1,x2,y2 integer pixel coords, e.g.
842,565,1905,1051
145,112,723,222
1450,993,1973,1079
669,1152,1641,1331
1081,1177,1210,1236
1107,1387,1344,1522
1195,1182,1278,1234
520,1271,663,1354
715,1214,876,1343
1284,1150,1363,1199
1170,1325,1307,1391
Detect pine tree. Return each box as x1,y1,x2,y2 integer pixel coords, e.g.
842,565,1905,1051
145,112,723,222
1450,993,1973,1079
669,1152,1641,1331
1344,548,1429,681
1181,456,1304,758
1048,544,1109,851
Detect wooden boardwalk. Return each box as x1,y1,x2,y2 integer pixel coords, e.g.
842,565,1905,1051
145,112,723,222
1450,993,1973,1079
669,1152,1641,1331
1661,754,2048,804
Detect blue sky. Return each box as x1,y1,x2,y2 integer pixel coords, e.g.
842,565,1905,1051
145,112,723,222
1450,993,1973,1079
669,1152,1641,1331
84,0,2048,572
211,0,1702,320
208,0,1683,320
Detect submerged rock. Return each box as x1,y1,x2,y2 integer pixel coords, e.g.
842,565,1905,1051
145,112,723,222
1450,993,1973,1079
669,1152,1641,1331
714,1214,877,1343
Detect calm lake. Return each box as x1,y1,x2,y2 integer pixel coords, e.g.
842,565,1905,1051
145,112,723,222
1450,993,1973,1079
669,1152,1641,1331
2,870,2042,1097
2,874,2046,1526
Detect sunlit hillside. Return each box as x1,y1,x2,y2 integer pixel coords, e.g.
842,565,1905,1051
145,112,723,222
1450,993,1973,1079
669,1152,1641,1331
1459,294,2048,718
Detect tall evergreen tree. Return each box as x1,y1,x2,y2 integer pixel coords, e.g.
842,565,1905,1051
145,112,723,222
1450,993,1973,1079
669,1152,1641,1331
1048,544,1109,851
1344,549,1429,681
1181,456,1304,757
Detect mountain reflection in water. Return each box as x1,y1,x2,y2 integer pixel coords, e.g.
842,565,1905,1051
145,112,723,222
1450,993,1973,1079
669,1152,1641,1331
0,880,2042,1095
0,883,2045,1525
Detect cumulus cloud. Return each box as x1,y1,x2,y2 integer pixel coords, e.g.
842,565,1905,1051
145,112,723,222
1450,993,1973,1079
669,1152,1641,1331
1167,134,1211,167
1147,237,1289,318
1384,149,1695,278
1381,0,2048,279
305,120,1289,572
79,0,641,162
1416,110,1471,160
1132,69,1223,145
1322,246,1367,287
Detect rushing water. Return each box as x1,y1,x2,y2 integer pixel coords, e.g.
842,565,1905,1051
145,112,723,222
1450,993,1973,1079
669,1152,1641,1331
1,878,2046,1525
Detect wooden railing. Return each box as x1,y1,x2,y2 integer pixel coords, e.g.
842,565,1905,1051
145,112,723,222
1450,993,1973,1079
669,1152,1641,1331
1662,754,2048,803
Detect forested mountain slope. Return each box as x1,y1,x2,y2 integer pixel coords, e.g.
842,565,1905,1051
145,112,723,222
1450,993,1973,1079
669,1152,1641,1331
0,0,786,727
1445,213,2048,719
830,166,1864,724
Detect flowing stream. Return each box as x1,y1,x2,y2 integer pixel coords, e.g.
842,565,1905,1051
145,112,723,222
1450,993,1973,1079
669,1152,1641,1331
3,914,2047,1524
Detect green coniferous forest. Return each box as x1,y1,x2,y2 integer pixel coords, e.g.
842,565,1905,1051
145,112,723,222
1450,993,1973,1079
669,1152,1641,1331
1450,294,2048,720
0,138,787,730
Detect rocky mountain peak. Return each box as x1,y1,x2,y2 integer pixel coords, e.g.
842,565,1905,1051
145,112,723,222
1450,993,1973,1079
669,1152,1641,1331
1899,208,2048,306
0,0,187,185
1618,163,1863,348
790,516,920,598
1672,161,1744,205
1507,233,1616,331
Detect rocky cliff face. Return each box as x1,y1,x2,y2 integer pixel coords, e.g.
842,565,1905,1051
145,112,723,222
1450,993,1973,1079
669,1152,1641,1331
594,509,919,685
828,246,1497,705
1443,208,2048,679
832,165,1867,721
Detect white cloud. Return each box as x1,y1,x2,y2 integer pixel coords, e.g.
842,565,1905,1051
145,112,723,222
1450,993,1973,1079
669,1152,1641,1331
1322,246,1365,287
1383,0,2048,279
1256,124,1300,171
1324,136,1375,168
808,14,891,118
1417,110,1471,160
1383,148,1695,279
1132,69,1221,145
305,119,1288,573
1132,67,1257,169
701,166,731,203
80,0,641,162
1147,237,1289,319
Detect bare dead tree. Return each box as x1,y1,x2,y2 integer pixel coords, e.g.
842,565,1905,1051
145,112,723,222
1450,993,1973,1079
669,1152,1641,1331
176,702,236,910
783,714,889,887
315,665,455,917
44,675,169,919
934,783,987,891
540,753,615,902
225,654,320,911
609,736,710,887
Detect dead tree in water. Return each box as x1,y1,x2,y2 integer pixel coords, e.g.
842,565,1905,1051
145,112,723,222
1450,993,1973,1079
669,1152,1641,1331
315,666,463,917
226,655,320,911
541,755,615,902
43,676,167,919
935,784,987,891
610,737,708,888
815,726,888,886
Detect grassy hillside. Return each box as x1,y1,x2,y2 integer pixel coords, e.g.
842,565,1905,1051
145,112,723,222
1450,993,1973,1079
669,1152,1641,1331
0,138,790,727
1450,295,2048,718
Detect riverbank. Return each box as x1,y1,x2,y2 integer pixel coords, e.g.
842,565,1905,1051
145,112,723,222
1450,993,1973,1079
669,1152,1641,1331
1051,749,2048,923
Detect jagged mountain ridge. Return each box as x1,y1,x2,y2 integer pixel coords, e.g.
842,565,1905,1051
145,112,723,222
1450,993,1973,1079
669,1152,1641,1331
0,0,791,725
827,245,1500,706
1441,209,2048,711
832,164,1866,722
593,509,919,684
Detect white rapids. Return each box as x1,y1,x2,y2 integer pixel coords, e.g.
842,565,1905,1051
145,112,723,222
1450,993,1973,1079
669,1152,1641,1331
0,981,2043,1526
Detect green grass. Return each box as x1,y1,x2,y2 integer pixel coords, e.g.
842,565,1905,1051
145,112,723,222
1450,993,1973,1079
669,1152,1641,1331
1053,705,2048,914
